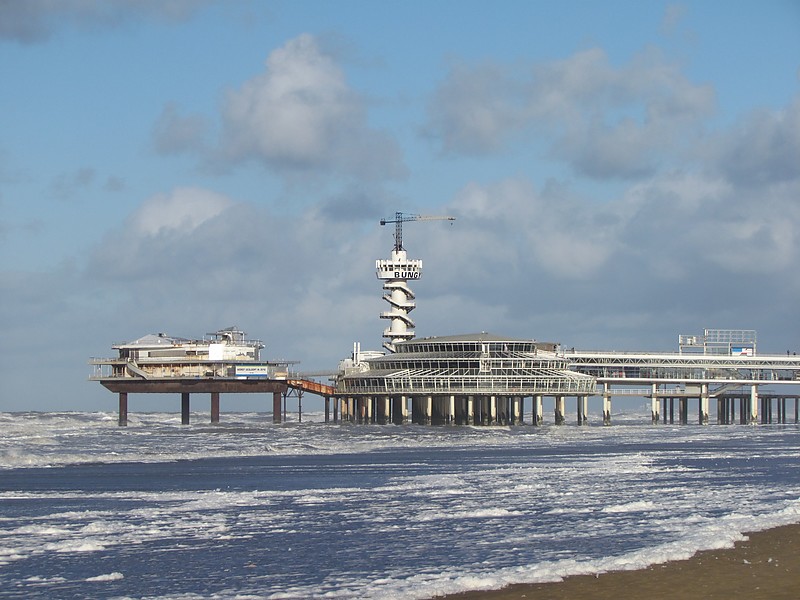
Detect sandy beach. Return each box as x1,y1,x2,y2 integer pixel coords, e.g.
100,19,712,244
439,522,800,600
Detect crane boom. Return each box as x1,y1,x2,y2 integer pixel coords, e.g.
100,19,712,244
380,211,456,251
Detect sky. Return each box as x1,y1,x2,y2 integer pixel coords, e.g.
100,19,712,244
2,0,799,412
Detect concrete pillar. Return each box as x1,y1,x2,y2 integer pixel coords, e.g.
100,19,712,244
750,386,759,424
577,396,588,425
651,384,659,424
356,397,365,424
118,392,128,427
602,384,612,426
478,396,486,424
272,391,282,423
365,396,373,423
427,396,433,425
699,384,709,425
381,396,389,424
181,392,190,425
211,392,220,424
555,396,566,425
449,395,456,425
391,395,406,425
466,396,475,425
489,396,497,424
534,395,544,426
512,396,521,425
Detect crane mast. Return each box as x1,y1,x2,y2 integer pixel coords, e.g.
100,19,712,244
376,211,455,351
380,211,456,252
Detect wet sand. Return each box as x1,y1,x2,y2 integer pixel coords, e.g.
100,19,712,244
439,522,800,599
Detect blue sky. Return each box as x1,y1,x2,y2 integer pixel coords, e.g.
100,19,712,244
2,1,799,412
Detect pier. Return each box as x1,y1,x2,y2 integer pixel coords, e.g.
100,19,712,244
91,328,800,427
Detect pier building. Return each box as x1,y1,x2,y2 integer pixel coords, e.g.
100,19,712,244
335,333,595,425
90,327,334,425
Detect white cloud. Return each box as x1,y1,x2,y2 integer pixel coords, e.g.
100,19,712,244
130,187,233,236
445,178,622,280
707,96,800,186
426,47,715,179
218,34,405,180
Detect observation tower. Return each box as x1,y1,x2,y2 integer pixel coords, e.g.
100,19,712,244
376,212,454,352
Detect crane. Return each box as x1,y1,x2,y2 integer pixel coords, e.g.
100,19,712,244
380,212,456,252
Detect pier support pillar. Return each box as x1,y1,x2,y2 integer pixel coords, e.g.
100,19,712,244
555,396,566,425
489,396,497,424
272,391,282,423
378,396,392,425
534,395,544,426
750,386,759,424
651,384,659,424
466,396,475,425
118,392,128,427
449,395,456,425
679,397,688,424
699,384,709,425
391,395,407,424
210,392,220,424
577,396,588,425
324,397,331,423
602,384,612,425
512,396,522,425
181,392,190,425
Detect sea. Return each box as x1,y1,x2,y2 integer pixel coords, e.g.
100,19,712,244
2,409,800,599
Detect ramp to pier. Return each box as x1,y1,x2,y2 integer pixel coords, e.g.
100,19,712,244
286,379,335,397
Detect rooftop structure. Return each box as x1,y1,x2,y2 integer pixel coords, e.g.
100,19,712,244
91,326,281,381
678,328,757,355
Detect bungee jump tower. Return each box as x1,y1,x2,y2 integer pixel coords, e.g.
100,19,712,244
376,212,454,352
